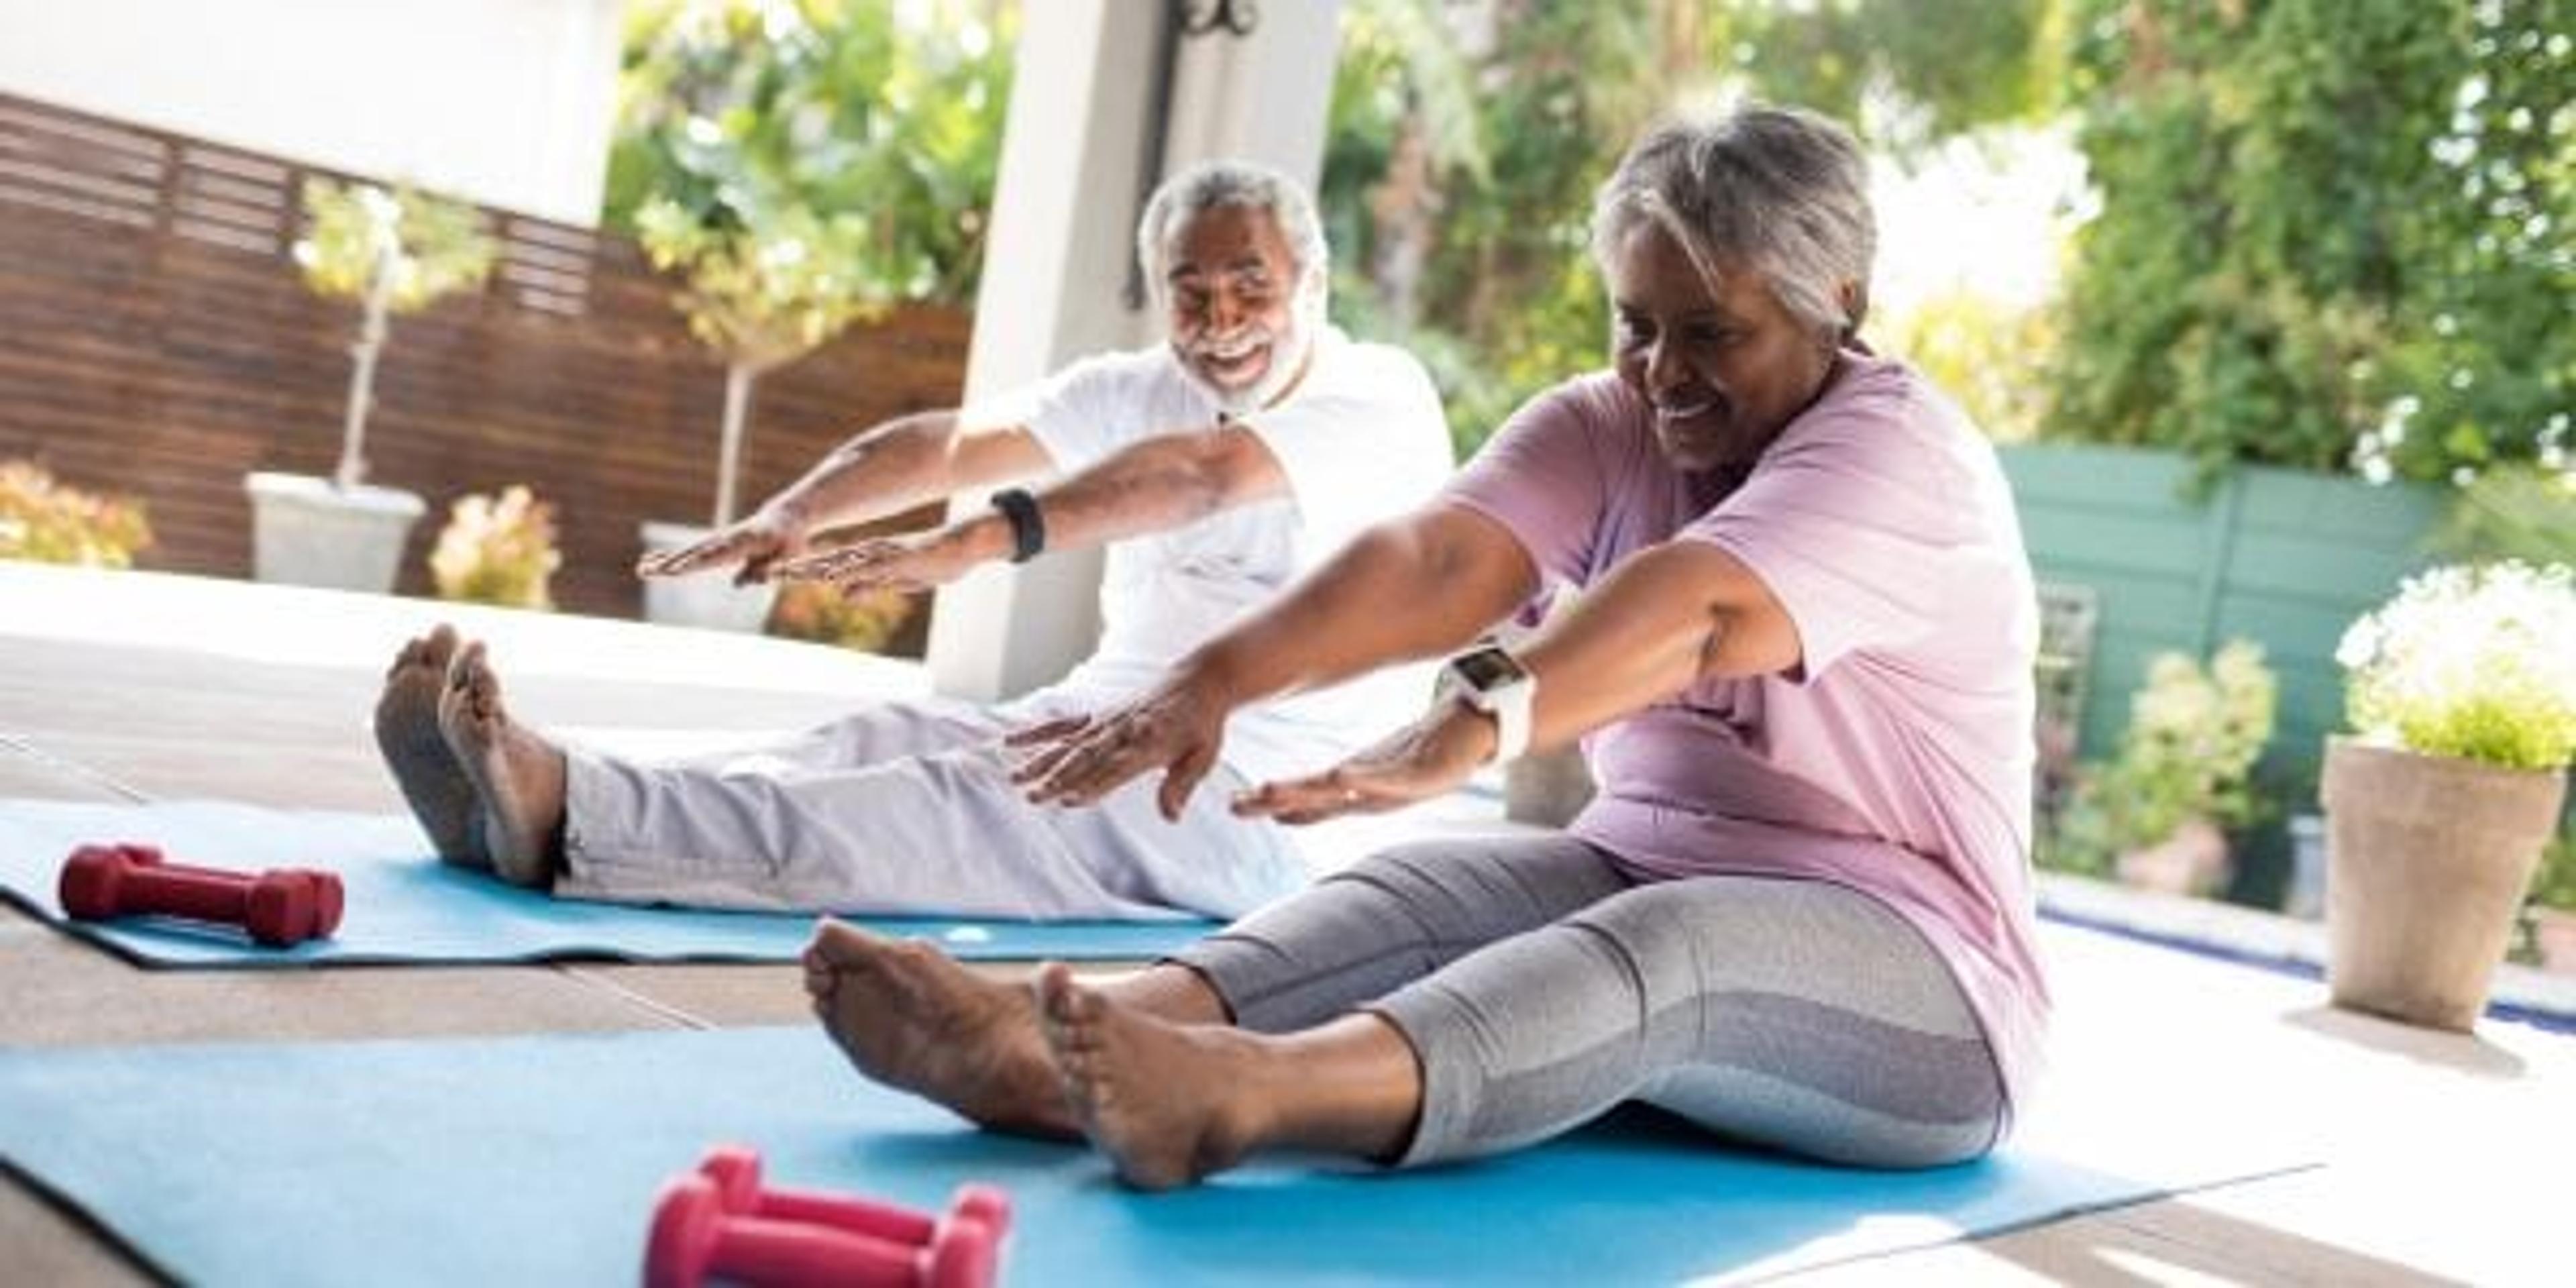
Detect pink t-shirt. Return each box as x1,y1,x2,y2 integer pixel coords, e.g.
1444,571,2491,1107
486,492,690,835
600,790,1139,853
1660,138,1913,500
1444,354,2049,1116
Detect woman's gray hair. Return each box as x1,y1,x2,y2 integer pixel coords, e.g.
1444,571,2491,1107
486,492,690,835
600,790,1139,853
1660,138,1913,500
1136,160,1330,302
1590,103,1876,341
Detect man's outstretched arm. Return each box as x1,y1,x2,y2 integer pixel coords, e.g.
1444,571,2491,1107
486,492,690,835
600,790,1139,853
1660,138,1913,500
773,423,1286,591
637,410,1053,584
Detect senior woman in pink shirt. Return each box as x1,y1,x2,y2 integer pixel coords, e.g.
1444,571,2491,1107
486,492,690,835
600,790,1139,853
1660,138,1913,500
803,101,2048,1190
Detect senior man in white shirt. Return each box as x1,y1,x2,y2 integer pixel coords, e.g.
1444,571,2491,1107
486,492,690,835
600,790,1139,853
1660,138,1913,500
372,159,1453,921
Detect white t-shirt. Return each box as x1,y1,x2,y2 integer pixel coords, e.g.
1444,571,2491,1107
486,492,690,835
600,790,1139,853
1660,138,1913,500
996,326,1454,784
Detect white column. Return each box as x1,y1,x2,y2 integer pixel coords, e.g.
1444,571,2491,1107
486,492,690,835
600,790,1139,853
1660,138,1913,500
1159,1,1344,191
928,0,1345,702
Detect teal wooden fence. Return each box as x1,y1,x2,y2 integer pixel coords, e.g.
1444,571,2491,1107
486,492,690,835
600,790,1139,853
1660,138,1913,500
1999,444,2447,803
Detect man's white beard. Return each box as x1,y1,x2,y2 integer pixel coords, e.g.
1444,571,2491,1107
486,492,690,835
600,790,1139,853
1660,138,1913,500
1184,292,1326,417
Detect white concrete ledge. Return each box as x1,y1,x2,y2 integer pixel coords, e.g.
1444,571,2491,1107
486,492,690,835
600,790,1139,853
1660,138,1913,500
2039,871,2576,1026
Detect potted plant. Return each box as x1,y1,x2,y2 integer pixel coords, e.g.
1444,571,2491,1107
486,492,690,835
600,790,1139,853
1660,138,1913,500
428,485,563,610
246,179,496,593
607,1,1008,631
631,201,890,631
766,579,916,653
2322,560,2576,1028
2045,641,2277,896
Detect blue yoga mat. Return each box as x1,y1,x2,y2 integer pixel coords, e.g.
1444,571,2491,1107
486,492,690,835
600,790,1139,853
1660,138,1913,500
0,1024,2312,1287
0,798,1211,964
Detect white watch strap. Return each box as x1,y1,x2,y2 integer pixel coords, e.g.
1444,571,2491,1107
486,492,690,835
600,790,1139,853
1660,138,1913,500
1490,679,1532,763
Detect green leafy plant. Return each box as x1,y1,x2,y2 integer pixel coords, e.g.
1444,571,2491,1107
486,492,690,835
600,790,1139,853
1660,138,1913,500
2426,464,2576,569
292,180,500,489
2046,640,2279,875
429,486,561,610
2337,561,2576,771
634,202,896,527
2044,0,2567,490
2528,831,2576,914
610,0,1012,528
0,462,153,568
765,578,914,653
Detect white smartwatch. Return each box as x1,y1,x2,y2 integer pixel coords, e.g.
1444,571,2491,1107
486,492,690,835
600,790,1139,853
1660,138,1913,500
1441,643,1535,763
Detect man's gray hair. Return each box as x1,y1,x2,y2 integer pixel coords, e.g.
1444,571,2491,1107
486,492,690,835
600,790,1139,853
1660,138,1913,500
1590,103,1876,341
1136,160,1330,302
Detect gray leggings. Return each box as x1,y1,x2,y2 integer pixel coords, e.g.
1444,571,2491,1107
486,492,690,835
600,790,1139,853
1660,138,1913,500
1172,833,2006,1169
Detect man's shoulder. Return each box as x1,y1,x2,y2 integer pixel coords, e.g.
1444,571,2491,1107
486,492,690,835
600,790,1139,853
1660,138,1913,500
1302,327,1435,400
1053,342,1186,393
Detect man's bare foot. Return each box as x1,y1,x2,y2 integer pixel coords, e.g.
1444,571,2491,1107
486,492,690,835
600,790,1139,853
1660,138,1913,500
804,921,1075,1139
437,640,566,888
1038,961,1267,1190
373,625,488,869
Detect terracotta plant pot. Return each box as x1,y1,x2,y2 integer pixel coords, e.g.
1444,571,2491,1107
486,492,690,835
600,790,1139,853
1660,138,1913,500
2115,816,2231,896
2320,736,2569,1030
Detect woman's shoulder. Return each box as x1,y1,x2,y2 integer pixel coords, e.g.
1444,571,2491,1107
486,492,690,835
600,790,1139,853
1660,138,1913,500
1781,353,1982,464
1497,371,1650,441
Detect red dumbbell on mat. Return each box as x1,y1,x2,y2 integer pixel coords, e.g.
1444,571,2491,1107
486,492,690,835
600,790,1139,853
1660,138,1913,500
57,844,343,947
645,1146,1009,1288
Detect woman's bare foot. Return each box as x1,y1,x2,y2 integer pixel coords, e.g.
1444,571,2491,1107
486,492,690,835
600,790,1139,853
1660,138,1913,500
1037,961,1269,1190
436,640,566,888
372,625,488,869
804,922,1075,1138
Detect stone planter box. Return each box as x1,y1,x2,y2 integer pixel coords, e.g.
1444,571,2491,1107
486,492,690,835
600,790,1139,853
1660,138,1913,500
244,471,423,594
637,520,777,633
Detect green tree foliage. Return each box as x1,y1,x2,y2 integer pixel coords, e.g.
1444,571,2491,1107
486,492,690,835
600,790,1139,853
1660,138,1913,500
293,180,498,488
2045,0,2571,488
606,0,1014,525
295,181,498,314
1324,0,2058,458
604,0,1014,309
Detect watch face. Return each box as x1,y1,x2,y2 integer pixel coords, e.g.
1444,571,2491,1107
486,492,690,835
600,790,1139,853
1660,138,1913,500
1452,646,1527,690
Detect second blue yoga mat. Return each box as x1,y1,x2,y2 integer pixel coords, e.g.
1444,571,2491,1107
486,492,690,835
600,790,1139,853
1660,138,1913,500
0,797,1211,964
0,1024,2315,1287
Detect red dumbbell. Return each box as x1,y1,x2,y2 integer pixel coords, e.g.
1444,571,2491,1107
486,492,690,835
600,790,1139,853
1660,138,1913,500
643,1148,1008,1288
57,844,344,947
697,1146,1011,1251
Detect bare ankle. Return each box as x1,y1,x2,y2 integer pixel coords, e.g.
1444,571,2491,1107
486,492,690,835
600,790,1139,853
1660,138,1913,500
1097,962,1232,1026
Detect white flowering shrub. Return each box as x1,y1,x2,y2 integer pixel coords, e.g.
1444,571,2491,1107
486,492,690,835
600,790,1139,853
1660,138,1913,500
2338,561,2576,771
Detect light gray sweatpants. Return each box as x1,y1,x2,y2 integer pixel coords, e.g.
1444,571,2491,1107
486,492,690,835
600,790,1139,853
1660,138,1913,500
552,690,1305,920
1175,833,2007,1169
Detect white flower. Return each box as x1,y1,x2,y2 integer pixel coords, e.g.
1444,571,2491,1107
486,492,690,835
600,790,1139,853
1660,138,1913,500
2340,561,2576,769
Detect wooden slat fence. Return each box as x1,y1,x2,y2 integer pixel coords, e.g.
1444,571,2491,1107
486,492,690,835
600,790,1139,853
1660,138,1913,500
0,91,970,640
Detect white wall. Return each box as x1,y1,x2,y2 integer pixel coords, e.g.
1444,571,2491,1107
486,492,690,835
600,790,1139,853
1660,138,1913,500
0,0,624,225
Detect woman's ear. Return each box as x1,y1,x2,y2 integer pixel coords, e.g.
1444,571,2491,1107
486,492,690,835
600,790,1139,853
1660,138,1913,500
1838,280,1869,336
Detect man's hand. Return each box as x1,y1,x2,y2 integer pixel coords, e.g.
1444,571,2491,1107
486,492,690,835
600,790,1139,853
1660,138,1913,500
1232,699,1497,826
773,528,987,594
635,508,808,586
1009,679,1234,822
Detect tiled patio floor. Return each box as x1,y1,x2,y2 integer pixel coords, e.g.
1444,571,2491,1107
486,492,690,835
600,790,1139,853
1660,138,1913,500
2,562,2567,1285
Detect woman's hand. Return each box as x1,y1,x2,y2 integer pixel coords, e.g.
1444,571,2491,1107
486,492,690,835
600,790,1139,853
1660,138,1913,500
635,506,809,586
1232,698,1497,825
1010,678,1235,822
773,529,985,594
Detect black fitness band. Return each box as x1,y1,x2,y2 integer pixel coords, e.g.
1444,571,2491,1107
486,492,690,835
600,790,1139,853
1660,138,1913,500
990,487,1044,564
